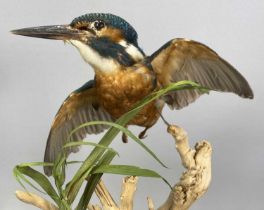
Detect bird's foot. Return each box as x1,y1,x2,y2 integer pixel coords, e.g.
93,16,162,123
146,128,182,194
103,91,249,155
122,133,128,143
138,127,149,139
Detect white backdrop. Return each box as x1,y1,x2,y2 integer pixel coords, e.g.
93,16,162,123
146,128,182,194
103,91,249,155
1,0,263,209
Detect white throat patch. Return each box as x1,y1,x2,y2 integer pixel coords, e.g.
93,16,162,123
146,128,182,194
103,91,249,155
118,40,144,62
68,40,120,73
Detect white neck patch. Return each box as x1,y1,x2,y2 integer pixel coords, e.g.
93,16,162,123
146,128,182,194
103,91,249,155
118,40,144,62
68,40,120,73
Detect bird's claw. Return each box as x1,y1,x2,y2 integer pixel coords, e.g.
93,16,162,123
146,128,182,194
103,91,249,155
138,127,149,139
122,133,128,143
138,132,147,139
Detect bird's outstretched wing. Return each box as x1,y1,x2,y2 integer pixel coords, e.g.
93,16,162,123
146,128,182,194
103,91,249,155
149,38,254,109
44,80,113,176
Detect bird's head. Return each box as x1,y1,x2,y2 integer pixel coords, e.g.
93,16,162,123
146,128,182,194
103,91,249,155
12,13,145,72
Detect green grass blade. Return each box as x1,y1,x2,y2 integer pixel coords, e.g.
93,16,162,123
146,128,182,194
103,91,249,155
92,164,172,188
66,160,84,164
13,162,56,195
64,141,119,156
75,175,102,210
75,150,116,210
13,166,45,194
65,125,136,200
65,165,95,204
14,165,61,206
18,162,53,167
52,152,67,198
92,164,160,177
69,121,166,168
64,132,124,202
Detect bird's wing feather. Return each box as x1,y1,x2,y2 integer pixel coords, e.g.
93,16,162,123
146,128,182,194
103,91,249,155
149,38,253,109
44,80,113,175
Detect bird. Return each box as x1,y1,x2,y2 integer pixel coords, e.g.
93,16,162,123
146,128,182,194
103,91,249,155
12,13,253,176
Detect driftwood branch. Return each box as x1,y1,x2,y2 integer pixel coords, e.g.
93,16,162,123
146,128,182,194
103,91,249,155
15,191,58,210
84,125,212,210
15,125,212,210
157,125,212,210
89,176,138,210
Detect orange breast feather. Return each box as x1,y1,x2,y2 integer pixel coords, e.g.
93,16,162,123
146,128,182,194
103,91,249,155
95,66,162,127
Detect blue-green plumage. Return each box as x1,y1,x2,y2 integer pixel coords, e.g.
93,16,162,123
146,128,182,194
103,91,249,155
74,80,95,94
89,37,136,66
71,13,139,46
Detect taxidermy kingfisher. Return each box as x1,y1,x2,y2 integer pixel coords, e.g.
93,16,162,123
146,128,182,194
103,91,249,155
12,13,253,175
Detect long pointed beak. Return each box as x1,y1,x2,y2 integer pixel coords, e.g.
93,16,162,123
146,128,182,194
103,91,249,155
11,25,85,40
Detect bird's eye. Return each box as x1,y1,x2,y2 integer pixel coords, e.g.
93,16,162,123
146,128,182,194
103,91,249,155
94,21,105,31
